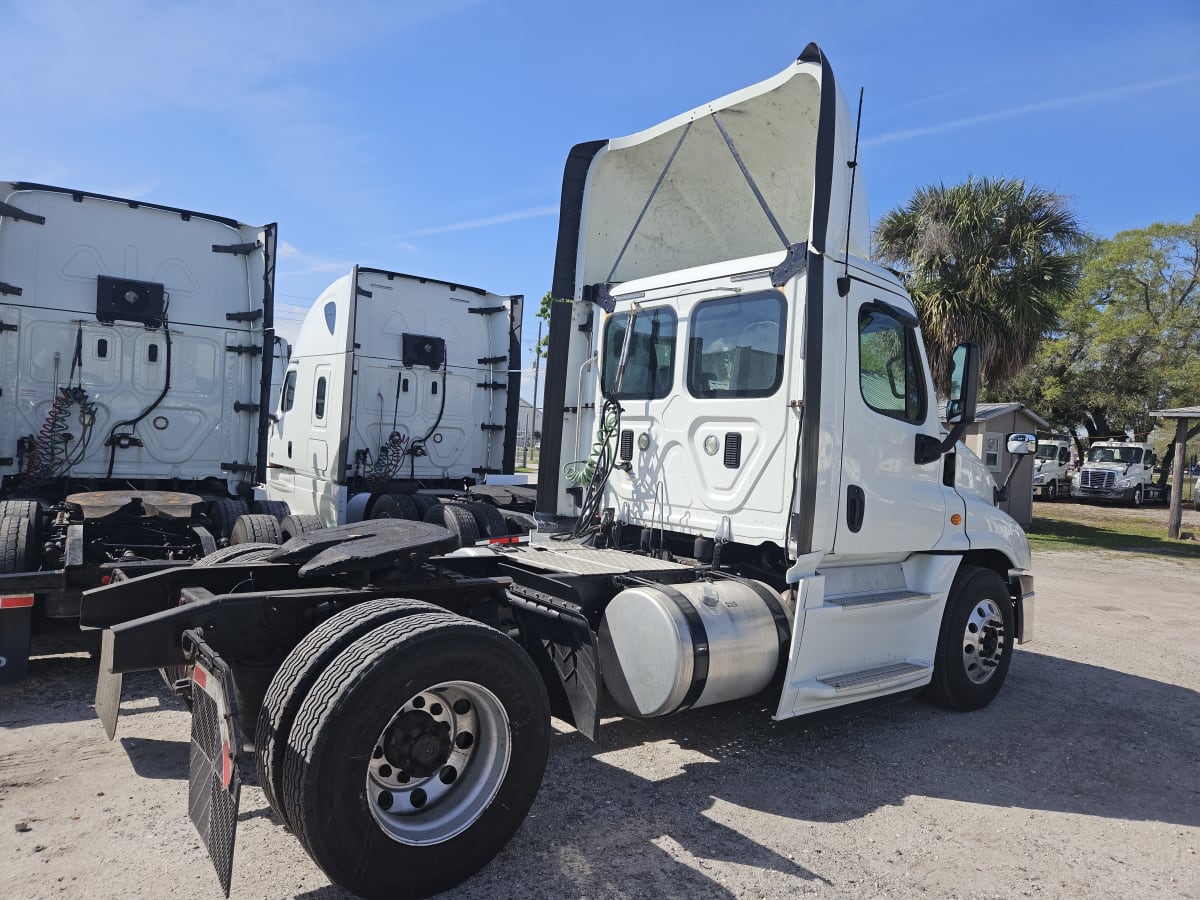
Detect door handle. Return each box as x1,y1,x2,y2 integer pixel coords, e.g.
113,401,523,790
846,484,865,533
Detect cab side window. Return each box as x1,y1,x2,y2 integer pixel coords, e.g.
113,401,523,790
601,307,676,400
280,370,297,413
687,291,786,398
859,305,925,423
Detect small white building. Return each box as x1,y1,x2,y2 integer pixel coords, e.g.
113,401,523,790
516,398,543,446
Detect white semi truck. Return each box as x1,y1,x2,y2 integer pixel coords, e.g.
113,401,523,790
1072,438,1164,505
0,182,279,682
1032,436,1072,500
260,266,526,540
81,45,1036,899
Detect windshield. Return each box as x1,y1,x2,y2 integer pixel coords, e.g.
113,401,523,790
1086,446,1142,464
1035,445,1060,460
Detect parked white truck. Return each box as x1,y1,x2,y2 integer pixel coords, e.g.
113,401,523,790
82,45,1035,899
0,182,278,682
260,266,526,538
1032,436,1072,500
1072,438,1164,505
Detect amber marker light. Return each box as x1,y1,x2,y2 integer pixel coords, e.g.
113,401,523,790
950,514,963,526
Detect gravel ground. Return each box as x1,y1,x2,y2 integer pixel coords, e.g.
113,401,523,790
2,549,1198,900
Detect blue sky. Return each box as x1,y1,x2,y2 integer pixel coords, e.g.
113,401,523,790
6,0,1199,402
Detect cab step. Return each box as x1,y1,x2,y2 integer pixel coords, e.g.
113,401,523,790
791,660,932,702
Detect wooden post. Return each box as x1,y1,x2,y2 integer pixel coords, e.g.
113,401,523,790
1168,418,1186,539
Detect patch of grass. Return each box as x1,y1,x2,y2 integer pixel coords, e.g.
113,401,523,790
1029,507,1200,559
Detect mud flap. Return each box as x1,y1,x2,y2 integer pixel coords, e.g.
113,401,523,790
95,629,124,741
183,629,242,897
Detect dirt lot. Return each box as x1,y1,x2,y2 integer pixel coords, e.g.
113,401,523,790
3,548,1199,900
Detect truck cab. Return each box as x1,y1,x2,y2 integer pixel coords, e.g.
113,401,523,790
1073,439,1158,505
538,43,1034,719
1033,437,1072,500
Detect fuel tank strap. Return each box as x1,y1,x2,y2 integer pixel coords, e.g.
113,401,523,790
645,580,710,712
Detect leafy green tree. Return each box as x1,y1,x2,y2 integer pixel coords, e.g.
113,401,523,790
1007,213,1200,469
874,177,1085,395
536,291,569,358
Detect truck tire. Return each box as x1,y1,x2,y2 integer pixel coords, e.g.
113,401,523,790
251,499,291,521
279,514,325,543
1130,485,1143,507
422,503,479,549
230,514,281,545
461,501,508,539
255,598,444,827
209,498,250,541
0,500,40,525
282,612,550,900
0,516,36,683
1045,481,1058,501
410,493,439,517
194,542,279,567
371,493,421,521
926,565,1014,711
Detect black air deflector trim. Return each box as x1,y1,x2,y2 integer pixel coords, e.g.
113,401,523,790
724,432,742,469
0,200,45,225
212,241,259,255
0,283,22,297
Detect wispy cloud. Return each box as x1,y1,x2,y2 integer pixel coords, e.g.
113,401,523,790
864,71,1200,147
277,242,351,276
398,205,558,239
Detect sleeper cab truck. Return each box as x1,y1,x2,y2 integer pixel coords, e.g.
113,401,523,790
0,181,277,683
259,265,527,545
80,45,1035,900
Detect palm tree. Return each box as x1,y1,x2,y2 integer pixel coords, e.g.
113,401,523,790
874,177,1085,396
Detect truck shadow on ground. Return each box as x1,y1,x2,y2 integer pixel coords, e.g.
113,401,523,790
286,646,1198,899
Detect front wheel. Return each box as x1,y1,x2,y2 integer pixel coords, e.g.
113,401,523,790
282,612,550,899
1045,481,1058,501
926,565,1014,711
1130,485,1143,507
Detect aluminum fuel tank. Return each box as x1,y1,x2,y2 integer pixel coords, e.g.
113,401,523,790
598,579,792,717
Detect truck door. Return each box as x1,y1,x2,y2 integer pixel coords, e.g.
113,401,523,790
601,288,795,545
831,289,947,558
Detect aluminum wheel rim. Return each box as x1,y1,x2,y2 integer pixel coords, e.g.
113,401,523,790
962,599,1006,684
366,680,511,846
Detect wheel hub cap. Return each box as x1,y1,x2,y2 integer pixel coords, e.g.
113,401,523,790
366,681,512,846
962,599,1006,684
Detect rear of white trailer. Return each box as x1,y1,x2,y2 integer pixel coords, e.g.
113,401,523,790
263,267,523,527
0,182,276,681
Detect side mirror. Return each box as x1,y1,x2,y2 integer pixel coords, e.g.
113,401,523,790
994,433,1038,504
1007,433,1037,456
914,341,980,465
945,342,980,424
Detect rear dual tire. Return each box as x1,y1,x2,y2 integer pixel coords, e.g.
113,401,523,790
276,611,550,900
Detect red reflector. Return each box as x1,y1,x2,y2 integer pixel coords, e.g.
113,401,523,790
221,741,233,789
100,575,112,586
488,535,521,545
0,595,35,609
193,666,208,690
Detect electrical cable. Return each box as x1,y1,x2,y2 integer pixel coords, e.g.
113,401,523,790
407,360,449,481
105,301,173,478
